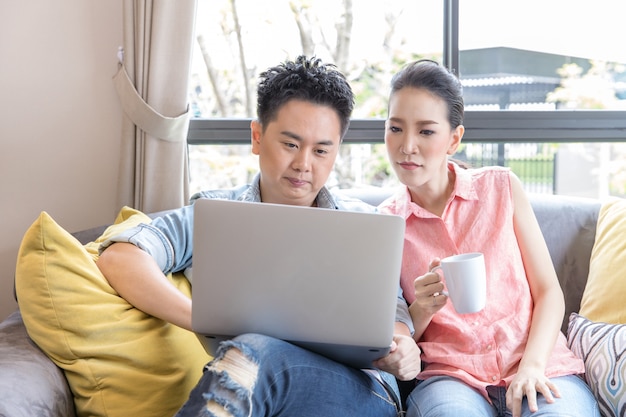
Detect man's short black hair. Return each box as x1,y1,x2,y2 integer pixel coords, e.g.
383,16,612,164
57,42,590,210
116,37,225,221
256,56,354,139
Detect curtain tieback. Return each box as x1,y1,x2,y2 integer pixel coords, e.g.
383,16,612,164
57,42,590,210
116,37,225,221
113,65,190,143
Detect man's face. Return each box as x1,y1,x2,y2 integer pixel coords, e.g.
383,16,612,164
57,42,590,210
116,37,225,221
251,99,342,206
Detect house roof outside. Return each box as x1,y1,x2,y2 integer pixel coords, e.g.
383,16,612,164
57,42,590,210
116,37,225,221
458,47,624,107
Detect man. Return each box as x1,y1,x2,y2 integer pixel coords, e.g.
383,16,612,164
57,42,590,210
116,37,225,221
97,56,420,417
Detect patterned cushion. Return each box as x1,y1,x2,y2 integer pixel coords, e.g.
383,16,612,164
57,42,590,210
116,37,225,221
567,313,626,417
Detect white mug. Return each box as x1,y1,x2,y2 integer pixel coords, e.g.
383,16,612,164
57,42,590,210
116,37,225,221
431,252,486,314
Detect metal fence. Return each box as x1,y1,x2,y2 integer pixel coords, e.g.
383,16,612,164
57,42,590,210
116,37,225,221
456,142,557,194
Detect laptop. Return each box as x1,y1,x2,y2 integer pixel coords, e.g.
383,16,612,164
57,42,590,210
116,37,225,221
191,198,405,369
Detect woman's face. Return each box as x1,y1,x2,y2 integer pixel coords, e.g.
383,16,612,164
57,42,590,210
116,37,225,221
385,87,463,191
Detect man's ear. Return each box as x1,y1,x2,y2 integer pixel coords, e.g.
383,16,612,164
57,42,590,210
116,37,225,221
447,124,464,155
251,119,262,155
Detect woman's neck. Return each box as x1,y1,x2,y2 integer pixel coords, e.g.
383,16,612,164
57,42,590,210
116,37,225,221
408,168,456,217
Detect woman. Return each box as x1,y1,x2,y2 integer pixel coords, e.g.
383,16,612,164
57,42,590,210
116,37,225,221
379,59,599,417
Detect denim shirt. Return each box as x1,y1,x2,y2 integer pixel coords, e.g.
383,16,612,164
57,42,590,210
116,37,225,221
99,173,413,334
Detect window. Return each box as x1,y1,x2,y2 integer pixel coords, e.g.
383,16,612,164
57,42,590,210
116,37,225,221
455,0,626,198
188,0,443,193
190,0,443,118
188,0,626,198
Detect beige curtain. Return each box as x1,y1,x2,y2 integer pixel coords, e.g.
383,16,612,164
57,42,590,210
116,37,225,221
113,0,197,213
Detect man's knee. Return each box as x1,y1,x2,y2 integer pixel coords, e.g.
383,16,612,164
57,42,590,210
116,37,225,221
198,344,260,417
207,346,259,393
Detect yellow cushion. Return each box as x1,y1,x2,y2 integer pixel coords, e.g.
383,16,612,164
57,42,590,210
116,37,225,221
579,198,626,324
15,207,210,417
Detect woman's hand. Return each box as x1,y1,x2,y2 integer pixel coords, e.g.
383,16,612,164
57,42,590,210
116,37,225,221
412,258,448,313
408,258,449,340
506,366,560,417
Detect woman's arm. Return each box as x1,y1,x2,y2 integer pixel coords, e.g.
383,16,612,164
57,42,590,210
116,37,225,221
511,172,564,371
506,172,564,415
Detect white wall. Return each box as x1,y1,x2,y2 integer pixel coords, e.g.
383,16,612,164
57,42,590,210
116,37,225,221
0,1,124,319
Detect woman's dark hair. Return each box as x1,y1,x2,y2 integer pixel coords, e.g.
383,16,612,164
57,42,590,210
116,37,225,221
256,55,355,139
390,59,464,129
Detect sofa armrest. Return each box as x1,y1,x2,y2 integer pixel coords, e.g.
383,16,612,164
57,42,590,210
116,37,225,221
0,309,76,417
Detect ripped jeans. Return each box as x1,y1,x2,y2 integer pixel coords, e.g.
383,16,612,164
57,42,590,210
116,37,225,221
174,333,402,417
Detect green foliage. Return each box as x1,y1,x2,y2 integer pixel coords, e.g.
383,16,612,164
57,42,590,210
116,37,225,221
506,158,554,184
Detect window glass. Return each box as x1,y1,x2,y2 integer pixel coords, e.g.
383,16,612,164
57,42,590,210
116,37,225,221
189,0,442,194
456,1,626,199
459,0,626,111
187,0,626,199
191,0,442,119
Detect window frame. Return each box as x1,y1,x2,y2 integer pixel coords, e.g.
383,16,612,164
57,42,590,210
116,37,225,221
188,0,626,146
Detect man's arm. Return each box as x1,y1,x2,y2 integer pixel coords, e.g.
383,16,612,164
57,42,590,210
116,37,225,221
97,242,193,330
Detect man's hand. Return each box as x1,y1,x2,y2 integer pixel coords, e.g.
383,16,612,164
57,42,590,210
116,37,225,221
373,334,421,381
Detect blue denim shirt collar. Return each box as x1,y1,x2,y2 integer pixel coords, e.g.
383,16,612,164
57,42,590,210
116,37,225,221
190,173,339,209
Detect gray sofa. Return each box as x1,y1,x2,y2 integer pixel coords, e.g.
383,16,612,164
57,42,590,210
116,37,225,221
0,191,601,417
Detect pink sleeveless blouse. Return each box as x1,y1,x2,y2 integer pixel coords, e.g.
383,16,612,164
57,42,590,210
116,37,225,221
379,162,584,399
